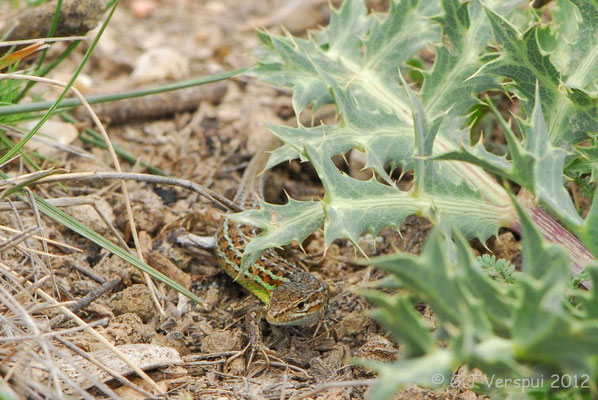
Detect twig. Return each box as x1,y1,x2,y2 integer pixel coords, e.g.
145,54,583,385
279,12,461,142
23,171,242,212
0,225,40,253
289,379,379,400
0,196,95,210
25,188,52,283
0,225,81,252
70,263,106,284
49,277,121,327
77,82,228,125
0,318,108,342
0,73,166,316
0,263,165,396
0,283,64,398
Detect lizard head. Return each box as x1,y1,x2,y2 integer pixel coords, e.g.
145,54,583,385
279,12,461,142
265,274,329,326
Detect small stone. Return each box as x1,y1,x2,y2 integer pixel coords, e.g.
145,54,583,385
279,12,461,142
100,313,154,345
71,280,96,296
21,118,79,158
110,284,156,323
131,47,189,84
152,331,189,356
201,330,242,353
129,0,157,18
336,310,368,338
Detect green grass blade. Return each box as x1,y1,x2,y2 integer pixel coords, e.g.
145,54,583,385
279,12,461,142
0,68,247,117
0,2,118,165
34,192,202,303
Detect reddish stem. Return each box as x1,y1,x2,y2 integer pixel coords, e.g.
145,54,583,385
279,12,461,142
511,190,594,288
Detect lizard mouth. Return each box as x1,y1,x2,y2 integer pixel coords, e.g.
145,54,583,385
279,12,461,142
266,312,322,327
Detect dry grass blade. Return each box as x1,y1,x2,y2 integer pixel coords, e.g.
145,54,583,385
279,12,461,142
0,225,39,252
0,36,92,47
0,225,81,252
0,261,167,398
0,73,167,315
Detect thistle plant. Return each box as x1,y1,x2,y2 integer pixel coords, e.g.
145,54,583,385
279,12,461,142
235,0,597,278
232,0,598,397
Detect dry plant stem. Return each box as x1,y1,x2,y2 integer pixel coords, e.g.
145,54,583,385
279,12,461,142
0,154,21,169
50,278,121,327
0,318,108,342
12,274,50,302
0,225,39,252
0,73,164,316
30,171,243,211
1,239,68,258
0,264,165,396
0,122,91,158
0,224,81,252
5,199,52,284
0,284,64,397
80,82,228,125
289,379,379,400
0,36,91,47
25,188,52,277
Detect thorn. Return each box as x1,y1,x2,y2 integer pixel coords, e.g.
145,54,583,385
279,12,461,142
397,228,404,240
281,188,291,201
342,153,349,166
299,243,307,255
478,131,485,145
351,238,369,259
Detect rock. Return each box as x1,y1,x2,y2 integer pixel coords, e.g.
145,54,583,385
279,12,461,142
110,284,156,323
100,312,154,345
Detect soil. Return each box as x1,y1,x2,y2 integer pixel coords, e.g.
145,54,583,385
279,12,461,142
0,0,522,399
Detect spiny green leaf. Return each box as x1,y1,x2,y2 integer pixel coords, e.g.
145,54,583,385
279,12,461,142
240,0,519,270
480,2,598,147
367,228,495,334
363,290,434,357
365,207,598,398
437,85,583,227
422,0,499,123
229,197,324,256
250,0,438,116
511,196,598,373
565,137,598,184
362,351,453,400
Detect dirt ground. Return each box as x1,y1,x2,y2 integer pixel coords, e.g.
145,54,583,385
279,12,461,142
0,1,522,399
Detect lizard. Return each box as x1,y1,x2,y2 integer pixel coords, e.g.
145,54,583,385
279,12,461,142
214,137,329,327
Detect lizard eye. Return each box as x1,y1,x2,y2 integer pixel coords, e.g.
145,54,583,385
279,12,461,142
297,301,306,310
